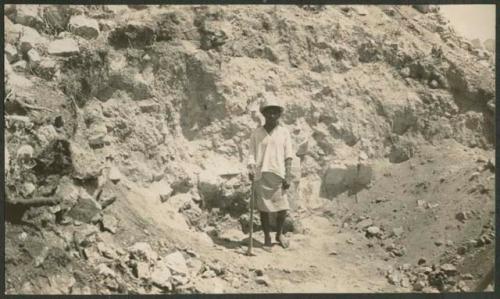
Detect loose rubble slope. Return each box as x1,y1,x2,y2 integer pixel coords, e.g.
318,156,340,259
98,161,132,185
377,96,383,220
4,4,495,294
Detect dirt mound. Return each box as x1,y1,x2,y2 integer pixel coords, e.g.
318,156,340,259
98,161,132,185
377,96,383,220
4,4,494,294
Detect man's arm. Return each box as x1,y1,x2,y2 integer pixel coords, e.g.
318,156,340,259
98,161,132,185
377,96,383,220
283,157,293,189
282,129,294,189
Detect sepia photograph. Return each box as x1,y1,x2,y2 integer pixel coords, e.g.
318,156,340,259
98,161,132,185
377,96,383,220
3,3,496,295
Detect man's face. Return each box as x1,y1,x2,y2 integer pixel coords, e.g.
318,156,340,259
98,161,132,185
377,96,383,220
262,106,282,124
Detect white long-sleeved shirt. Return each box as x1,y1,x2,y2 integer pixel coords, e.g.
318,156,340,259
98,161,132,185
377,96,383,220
248,125,293,180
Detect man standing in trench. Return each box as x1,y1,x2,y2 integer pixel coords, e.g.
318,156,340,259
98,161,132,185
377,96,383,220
248,95,293,248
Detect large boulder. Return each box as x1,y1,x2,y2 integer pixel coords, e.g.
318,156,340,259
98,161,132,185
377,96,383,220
197,170,222,207
17,25,48,53
66,190,102,223
322,161,373,198
68,15,100,39
163,251,189,277
48,38,79,56
70,142,102,180
151,260,172,290
13,5,45,30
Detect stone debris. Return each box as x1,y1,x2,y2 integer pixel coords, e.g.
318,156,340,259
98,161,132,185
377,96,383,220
14,5,44,29
128,242,158,263
48,38,79,56
97,263,117,278
96,242,119,260
356,218,373,229
36,58,59,80
366,226,381,237
151,261,173,290
3,4,495,295
66,192,102,224
97,182,118,208
18,25,48,53
440,264,457,276
73,224,99,247
5,43,19,63
455,211,468,223
134,261,151,279
27,48,41,65
68,15,100,39
255,275,271,286
12,60,28,72
101,214,118,234
20,182,36,198
391,227,404,238
164,251,189,277
201,270,216,278
139,99,161,113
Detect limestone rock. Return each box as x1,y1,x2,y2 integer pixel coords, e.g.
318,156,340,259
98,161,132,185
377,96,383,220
139,99,161,113
322,162,373,197
366,226,381,237
14,5,44,30
27,48,41,65
197,170,222,206
66,191,102,223
17,144,34,160
73,224,99,247
108,166,122,183
96,242,118,260
35,58,59,80
256,275,271,286
163,251,189,277
455,211,468,222
441,264,457,276
151,261,173,290
356,218,373,229
97,181,119,208
101,214,118,234
97,263,116,278
128,242,158,263
5,43,19,63
68,15,100,39
70,142,102,180
48,38,79,56
134,261,151,279
109,67,153,100
12,60,28,72
391,227,404,238
20,182,36,198
88,122,108,147
18,25,48,53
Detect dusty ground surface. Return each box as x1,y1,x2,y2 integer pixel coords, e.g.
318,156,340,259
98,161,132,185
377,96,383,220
4,4,495,294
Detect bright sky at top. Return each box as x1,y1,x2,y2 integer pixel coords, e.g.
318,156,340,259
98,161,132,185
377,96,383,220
439,5,495,42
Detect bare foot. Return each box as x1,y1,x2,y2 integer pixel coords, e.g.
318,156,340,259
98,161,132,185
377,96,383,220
276,235,289,249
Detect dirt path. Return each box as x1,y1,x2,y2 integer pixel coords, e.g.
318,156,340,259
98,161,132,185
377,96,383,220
125,179,395,293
